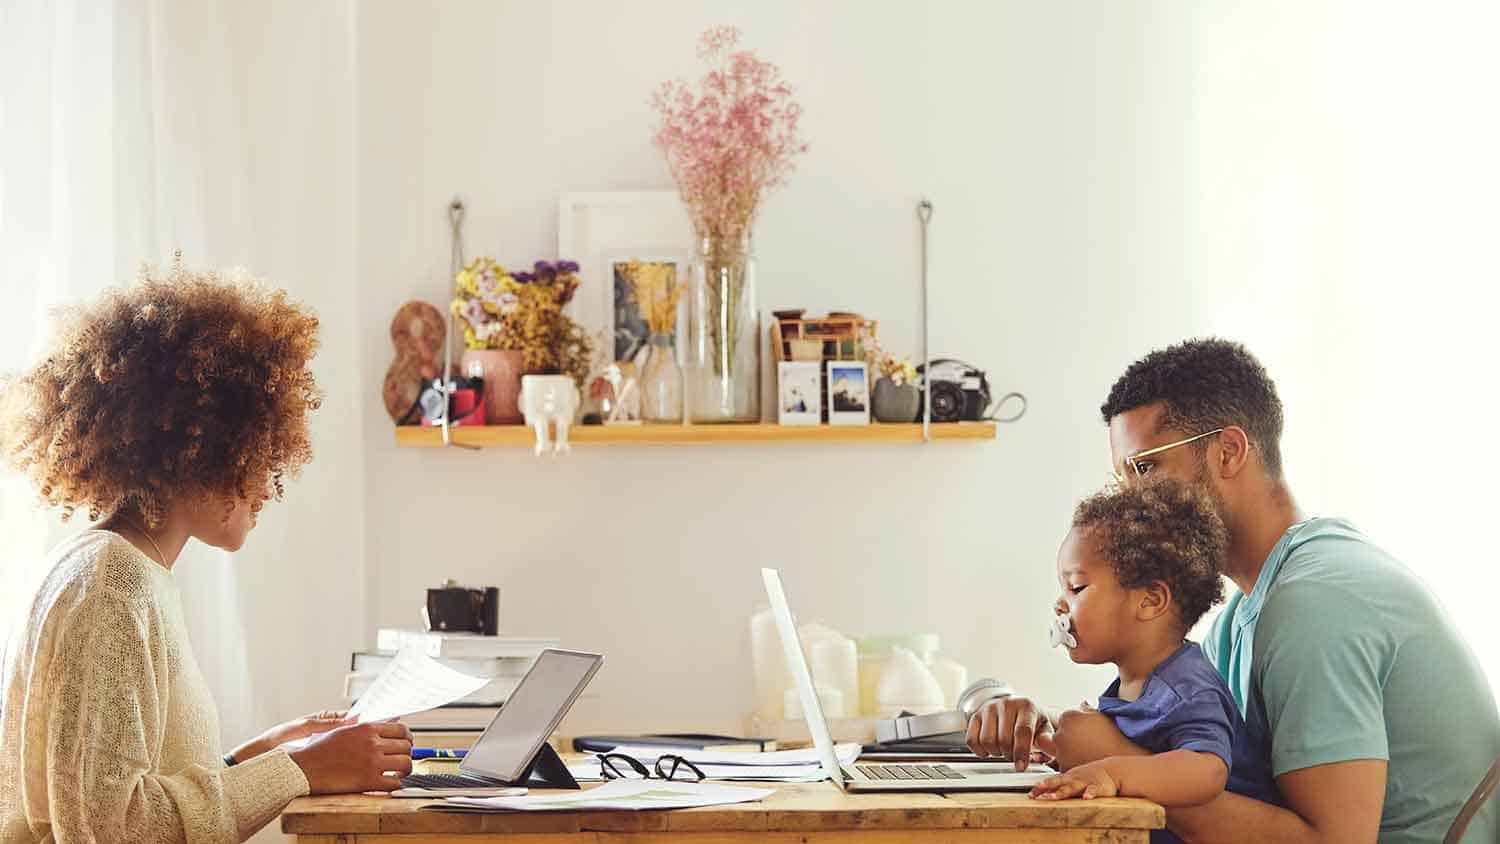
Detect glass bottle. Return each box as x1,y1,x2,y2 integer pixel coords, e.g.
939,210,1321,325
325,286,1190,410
639,333,683,423
687,235,759,422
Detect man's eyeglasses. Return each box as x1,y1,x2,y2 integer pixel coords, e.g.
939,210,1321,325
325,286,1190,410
597,752,706,782
1111,428,1224,484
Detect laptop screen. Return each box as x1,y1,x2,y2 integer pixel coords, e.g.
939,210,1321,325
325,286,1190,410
461,648,602,782
760,568,844,784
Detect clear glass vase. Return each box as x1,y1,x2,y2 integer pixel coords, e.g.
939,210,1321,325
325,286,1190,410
640,333,683,423
688,236,760,422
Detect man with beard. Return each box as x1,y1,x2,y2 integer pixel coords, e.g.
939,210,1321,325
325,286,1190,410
967,338,1498,843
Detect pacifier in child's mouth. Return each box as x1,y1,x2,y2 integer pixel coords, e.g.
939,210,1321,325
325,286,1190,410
1049,614,1078,649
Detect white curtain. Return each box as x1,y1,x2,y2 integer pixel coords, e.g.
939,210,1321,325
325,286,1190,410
0,0,122,641
1,12,364,842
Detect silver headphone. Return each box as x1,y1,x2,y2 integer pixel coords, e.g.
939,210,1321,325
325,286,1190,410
957,677,1014,719
871,677,1014,744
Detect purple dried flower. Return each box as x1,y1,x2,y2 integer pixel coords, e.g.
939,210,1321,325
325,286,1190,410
533,260,556,277
512,271,534,283
557,260,580,274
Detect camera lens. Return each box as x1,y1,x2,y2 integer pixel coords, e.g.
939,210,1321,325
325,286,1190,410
929,381,964,422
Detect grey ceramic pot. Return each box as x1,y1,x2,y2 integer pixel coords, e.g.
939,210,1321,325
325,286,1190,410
872,378,921,423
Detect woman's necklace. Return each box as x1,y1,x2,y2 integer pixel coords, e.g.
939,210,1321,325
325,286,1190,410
123,517,169,567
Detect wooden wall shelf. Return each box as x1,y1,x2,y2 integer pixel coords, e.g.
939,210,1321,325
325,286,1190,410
394,422,996,448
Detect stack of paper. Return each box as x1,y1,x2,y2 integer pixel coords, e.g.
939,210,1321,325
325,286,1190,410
375,628,558,659
426,780,774,813
567,743,861,783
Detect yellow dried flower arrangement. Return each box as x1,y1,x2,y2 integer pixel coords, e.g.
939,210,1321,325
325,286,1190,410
452,257,593,385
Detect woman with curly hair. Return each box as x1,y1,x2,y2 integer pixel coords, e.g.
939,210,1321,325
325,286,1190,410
0,260,412,843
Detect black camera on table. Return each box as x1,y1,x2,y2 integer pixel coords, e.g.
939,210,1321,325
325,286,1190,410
423,580,499,635
916,359,993,422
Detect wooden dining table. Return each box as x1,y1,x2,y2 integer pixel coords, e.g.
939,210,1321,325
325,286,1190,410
282,780,1164,843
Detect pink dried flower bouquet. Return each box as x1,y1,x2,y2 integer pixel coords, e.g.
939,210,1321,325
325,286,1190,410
652,26,807,381
651,25,807,247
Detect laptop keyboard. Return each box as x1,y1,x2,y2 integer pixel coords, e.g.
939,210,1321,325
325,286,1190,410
400,773,503,789
855,764,966,781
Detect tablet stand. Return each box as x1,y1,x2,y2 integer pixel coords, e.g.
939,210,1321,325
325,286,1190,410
517,742,579,790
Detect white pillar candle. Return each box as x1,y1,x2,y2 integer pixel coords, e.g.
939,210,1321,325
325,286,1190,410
784,684,846,720
808,636,859,720
750,607,792,721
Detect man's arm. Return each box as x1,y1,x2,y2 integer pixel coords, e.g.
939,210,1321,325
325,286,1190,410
1049,709,1387,844
1167,759,1387,844
1193,576,1394,844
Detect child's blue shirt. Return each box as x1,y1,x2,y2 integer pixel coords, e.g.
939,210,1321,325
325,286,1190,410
1096,641,1280,844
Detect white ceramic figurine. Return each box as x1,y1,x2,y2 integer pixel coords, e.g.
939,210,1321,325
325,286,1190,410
520,374,580,456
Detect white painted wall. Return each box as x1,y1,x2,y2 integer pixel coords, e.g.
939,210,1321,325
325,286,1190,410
355,0,1500,737
5,4,1496,841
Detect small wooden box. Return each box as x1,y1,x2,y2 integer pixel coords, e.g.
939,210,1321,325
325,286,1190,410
771,315,878,364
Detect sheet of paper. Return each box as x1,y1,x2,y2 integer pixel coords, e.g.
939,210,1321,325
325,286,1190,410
283,646,490,750
346,645,492,722
427,779,775,813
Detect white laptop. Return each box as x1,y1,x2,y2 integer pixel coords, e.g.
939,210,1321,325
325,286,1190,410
761,568,1052,792
393,648,603,797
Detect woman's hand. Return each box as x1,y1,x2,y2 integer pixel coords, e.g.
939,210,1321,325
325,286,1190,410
1029,759,1121,801
228,710,352,764
289,721,414,794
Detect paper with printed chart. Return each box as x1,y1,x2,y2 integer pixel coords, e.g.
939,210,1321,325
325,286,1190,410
426,779,775,812
282,646,490,749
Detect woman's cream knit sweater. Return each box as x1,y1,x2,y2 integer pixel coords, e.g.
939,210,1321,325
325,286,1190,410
0,531,309,842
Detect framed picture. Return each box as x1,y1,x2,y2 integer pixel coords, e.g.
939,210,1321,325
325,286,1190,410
601,250,688,365
778,361,821,425
558,192,694,366
827,360,870,425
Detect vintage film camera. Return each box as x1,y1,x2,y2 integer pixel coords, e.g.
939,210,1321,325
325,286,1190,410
423,580,500,635
415,375,485,427
915,359,994,422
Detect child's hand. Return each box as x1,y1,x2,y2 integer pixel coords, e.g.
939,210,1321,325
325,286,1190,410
1029,760,1120,801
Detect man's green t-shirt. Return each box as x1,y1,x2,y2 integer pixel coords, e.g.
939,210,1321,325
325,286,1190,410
1203,517,1499,843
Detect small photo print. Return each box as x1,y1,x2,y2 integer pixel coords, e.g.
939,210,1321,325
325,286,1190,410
827,361,870,425
778,361,821,426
